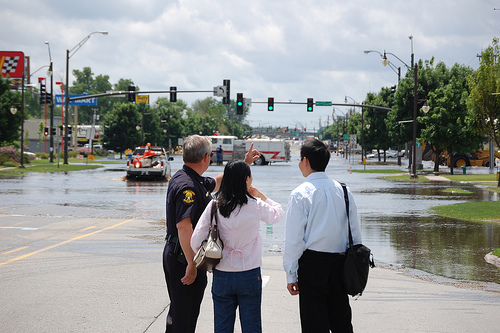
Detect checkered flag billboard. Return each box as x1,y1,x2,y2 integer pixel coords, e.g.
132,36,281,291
0,51,25,78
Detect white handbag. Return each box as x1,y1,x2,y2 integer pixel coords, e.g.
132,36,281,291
194,202,223,272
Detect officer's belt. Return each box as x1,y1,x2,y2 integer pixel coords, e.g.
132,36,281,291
165,234,178,243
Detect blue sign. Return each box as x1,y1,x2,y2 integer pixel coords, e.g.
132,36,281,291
55,94,97,106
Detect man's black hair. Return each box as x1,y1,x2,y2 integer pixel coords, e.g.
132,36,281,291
300,139,330,171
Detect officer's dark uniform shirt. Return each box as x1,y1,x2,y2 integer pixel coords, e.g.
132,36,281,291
166,165,216,238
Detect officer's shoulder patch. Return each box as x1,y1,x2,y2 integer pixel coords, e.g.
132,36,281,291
182,189,195,204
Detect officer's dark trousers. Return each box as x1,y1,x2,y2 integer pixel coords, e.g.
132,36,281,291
297,249,353,333
163,242,207,333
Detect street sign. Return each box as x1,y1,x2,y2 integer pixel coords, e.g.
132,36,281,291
135,95,149,104
214,85,226,97
244,98,252,107
343,134,349,140
316,101,332,106
350,134,357,145
55,94,97,106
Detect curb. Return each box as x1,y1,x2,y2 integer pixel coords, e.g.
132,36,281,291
485,252,500,268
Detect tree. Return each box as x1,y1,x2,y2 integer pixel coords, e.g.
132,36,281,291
467,37,500,148
363,88,393,161
0,76,22,144
387,65,417,152
70,67,137,124
101,103,141,153
154,97,188,150
420,62,483,173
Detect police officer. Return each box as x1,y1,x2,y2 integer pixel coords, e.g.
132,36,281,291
163,135,260,333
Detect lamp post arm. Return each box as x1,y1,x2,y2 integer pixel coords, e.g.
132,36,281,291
30,65,50,77
365,50,400,77
384,51,411,69
68,31,107,59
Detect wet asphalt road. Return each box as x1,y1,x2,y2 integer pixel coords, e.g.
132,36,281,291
1,152,499,284
1,152,499,332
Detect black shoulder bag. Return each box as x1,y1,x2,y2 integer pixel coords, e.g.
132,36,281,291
341,183,375,297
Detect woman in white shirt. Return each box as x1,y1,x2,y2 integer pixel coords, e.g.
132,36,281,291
191,161,284,333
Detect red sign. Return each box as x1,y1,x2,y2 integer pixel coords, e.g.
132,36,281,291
0,51,25,78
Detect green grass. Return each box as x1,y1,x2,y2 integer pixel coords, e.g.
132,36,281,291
0,158,104,175
441,188,473,194
444,174,497,182
351,169,404,174
486,186,500,193
493,248,500,257
431,201,500,223
380,174,429,182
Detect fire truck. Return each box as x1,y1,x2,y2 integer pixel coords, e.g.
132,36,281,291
208,136,291,165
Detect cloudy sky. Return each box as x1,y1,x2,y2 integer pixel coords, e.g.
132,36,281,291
2,0,499,130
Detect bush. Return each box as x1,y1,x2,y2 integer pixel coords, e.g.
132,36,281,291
0,146,19,165
77,147,91,157
37,152,48,159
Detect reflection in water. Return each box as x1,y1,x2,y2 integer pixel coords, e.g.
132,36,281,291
362,214,500,284
1,156,499,286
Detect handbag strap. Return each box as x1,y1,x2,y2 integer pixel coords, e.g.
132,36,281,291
210,200,219,227
340,183,354,248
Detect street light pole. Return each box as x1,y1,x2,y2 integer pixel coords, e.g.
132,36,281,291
64,31,108,164
381,36,419,178
45,41,55,163
345,96,364,165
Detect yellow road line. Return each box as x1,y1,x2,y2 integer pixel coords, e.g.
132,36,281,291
81,226,96,231
0,216,146,267
2,246,28,255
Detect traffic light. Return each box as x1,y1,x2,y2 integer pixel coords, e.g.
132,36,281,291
45,93,52,106
68,125,72,136
267,97,274,111
52,127,56,136
44,127,49,136
39,80,46,104
222,79,230,105
128,85,136,103
170,86,177,103
307,98,313,112
236,93,244,114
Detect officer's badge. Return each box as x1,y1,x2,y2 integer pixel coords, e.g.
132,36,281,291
183,190,195,204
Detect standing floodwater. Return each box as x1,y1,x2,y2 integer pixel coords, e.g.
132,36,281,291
1,153,499,284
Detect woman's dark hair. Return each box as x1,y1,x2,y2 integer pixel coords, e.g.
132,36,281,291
300,139,330,171
215,161,254,218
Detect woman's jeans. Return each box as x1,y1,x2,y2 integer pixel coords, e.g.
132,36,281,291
212,267,262,333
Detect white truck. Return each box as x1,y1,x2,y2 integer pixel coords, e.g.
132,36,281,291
209,136,291,165
126,145,173,179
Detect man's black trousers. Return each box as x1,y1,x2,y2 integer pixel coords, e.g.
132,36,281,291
297,249,353,333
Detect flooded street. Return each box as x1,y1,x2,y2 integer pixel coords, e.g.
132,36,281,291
1,153,499,285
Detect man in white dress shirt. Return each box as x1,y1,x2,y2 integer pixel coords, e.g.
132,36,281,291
283,139,362,333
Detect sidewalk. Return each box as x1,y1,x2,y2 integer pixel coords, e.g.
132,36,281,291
147,255,500,333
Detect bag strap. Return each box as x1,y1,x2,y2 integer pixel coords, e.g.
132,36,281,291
341,183,354,248
210,201,219,227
